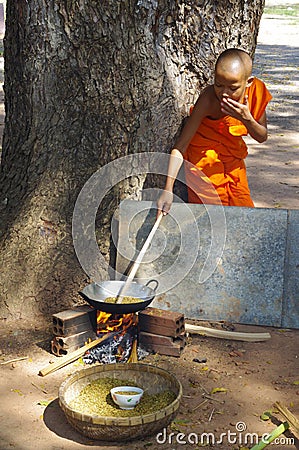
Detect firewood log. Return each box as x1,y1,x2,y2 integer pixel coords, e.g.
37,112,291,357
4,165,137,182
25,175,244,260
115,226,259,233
38,334,110,376
185,323,271,342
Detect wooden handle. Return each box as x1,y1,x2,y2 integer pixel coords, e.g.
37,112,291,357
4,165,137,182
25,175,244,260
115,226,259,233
116,213,163,302
38,334,110,376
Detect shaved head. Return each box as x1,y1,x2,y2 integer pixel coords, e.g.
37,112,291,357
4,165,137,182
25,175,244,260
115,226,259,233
215,48,253,80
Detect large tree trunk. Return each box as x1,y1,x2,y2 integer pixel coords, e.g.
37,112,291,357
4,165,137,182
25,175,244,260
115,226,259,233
0,0,264,321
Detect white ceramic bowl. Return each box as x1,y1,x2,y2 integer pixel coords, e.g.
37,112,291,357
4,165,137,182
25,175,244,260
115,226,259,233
110,386,144,410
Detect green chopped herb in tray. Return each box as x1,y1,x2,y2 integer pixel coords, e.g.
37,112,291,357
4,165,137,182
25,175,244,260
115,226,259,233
69,377,176,417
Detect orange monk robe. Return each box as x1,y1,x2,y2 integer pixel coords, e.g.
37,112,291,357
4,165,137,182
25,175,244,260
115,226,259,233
183,78,272,207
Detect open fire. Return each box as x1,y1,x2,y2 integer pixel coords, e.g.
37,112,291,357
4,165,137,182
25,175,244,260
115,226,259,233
83,311,145,364
96,311,137,334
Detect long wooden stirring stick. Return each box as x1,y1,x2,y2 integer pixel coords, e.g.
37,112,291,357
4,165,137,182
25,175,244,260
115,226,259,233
116,212,163,303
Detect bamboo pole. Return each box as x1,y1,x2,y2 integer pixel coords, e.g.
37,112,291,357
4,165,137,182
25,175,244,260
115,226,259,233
185,323,271,342
250,422,289,449
274,401,299,437
38,334,110,377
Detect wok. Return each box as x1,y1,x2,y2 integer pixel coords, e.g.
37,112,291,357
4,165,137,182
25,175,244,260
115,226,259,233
79,279,158,314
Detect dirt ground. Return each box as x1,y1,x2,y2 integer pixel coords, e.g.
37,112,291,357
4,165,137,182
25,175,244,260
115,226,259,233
245,3,299,210
0,4,299,450
0,320,298,450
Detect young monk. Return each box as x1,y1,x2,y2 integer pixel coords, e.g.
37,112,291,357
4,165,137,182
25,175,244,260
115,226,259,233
157,48,272,214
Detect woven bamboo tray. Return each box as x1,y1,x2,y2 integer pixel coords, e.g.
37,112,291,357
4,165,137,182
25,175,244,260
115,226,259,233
58,363,182,441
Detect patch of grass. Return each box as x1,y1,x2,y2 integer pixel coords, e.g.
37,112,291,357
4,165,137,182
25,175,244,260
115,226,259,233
264,5,299,17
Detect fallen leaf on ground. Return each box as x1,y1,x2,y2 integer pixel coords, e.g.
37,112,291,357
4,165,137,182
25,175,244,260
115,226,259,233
11,389,23,396
260,411,272,420
210,387,227,394
37,400,51,407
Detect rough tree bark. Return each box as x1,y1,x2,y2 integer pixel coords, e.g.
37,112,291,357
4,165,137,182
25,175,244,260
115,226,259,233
0,0,265,321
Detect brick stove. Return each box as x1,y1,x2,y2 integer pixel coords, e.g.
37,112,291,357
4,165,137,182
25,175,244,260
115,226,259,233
51,306,187,359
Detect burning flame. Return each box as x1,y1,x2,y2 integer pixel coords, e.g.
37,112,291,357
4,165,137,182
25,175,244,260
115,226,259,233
96,311,137,335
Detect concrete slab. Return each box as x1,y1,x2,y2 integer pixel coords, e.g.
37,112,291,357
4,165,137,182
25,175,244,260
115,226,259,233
116,200,298,328
282,209,299,328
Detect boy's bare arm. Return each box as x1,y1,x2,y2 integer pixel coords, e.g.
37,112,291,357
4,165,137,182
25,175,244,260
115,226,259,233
221,96,268,143
244,110,268,143
174,87,212,153
156,149,182,215
157,89,212,215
